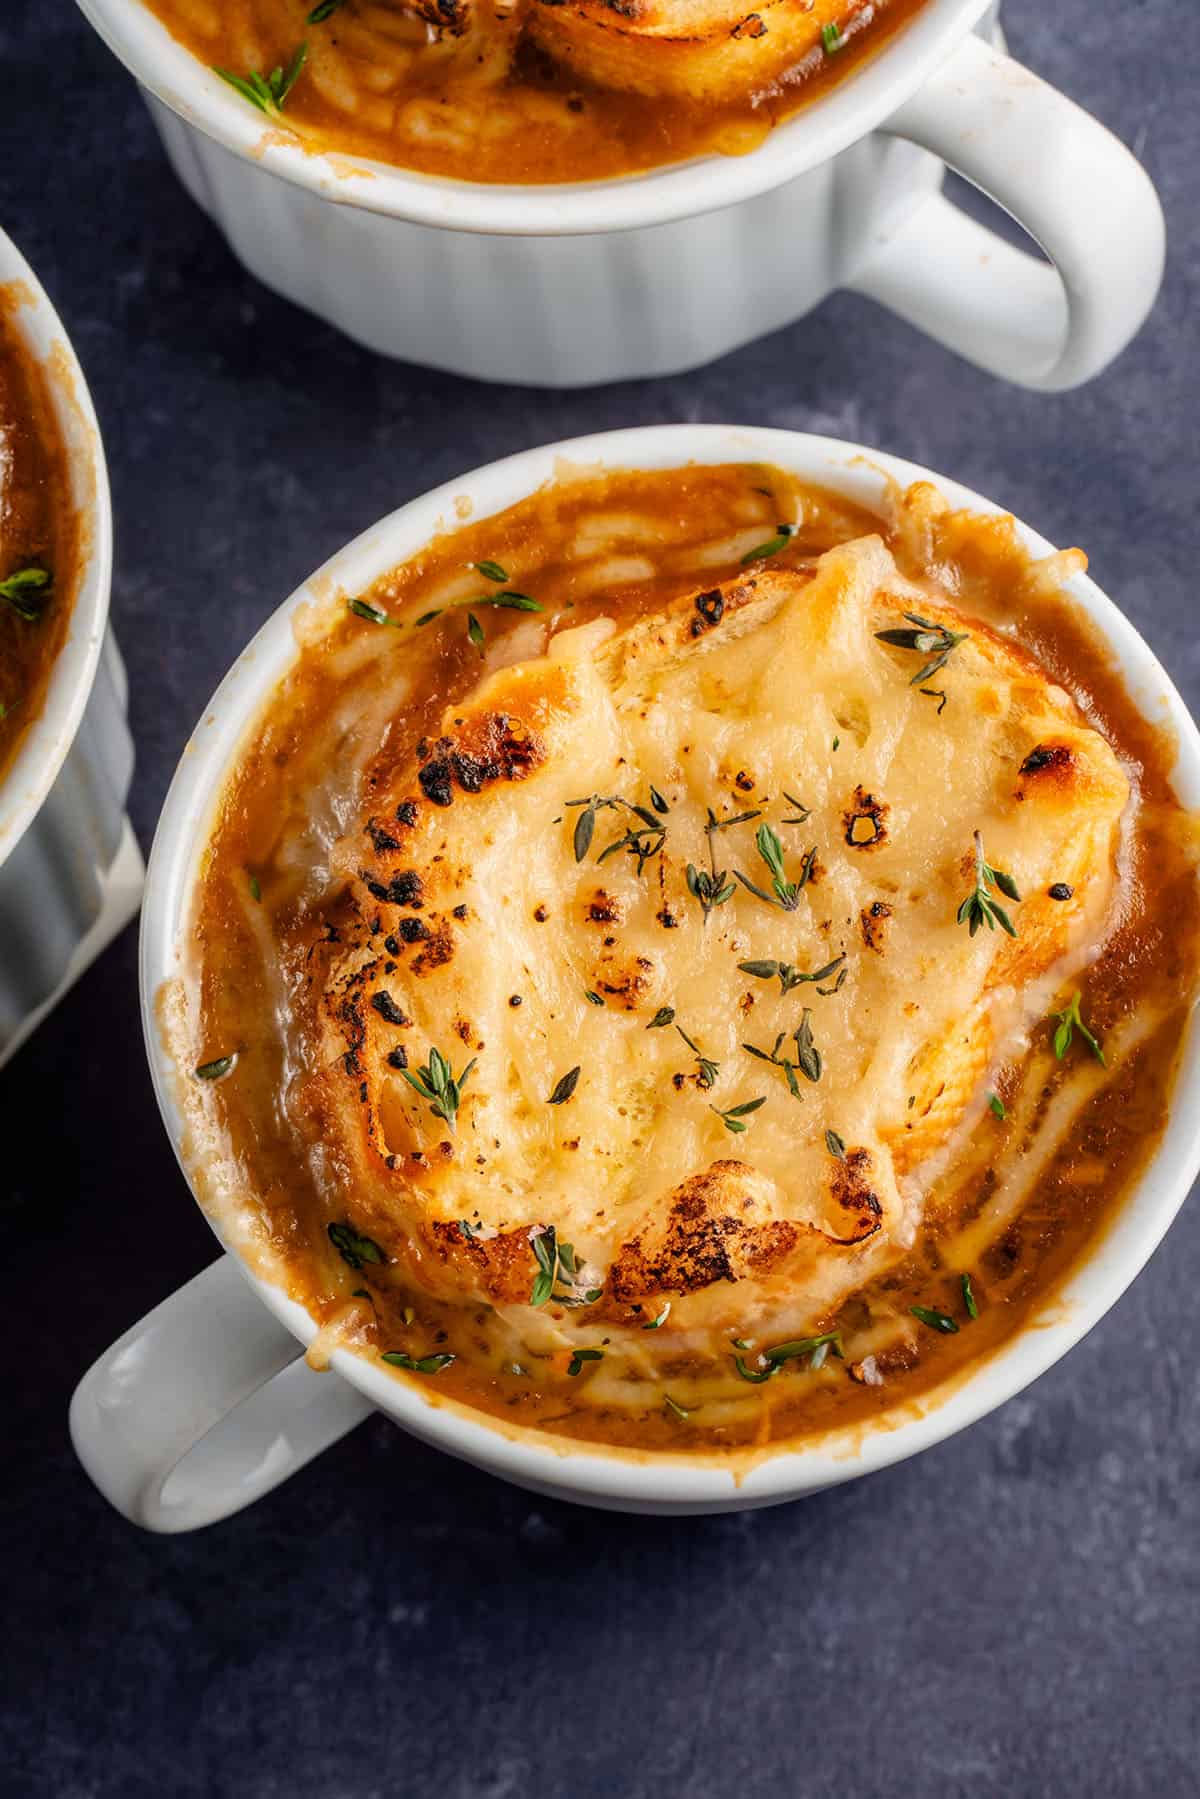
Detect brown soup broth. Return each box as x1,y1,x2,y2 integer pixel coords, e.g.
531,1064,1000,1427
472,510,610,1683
141,0,928,185
0,292,78,789
179,463,1200,1457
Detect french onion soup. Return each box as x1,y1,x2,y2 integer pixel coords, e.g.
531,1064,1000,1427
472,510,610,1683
140,0,926,184
0,293,77,790
174,462,1200,1455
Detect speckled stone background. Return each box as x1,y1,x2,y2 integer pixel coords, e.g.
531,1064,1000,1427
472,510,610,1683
4,3,1198,1794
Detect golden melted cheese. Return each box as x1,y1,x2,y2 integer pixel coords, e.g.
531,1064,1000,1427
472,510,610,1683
288,531,1128,1350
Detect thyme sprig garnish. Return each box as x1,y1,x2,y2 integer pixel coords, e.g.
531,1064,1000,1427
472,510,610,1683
710,1096,766,1135
686,806,760,920
676,1025,720,1090
567,1348,604,1377
780,792,811,825
911,1305,959,1335
647,1006,676,1029
195,1053,237,1081
381,1349,455,1374
0,565,50,620
875,611,969,686
734,822,816,912
416,589,542,631
1051,991,1106,1065
741,523,795,565
957,832,1020,937
215,42,308,115
733,1331,843,1382
399,1045,476,1133
743,1009,822,1097
737,953,845,996
547,1066,581,1105
567,792,667,873
529,1226,603,1309
347,597,399,626
328,1222,384,1270
962,1272,979,1319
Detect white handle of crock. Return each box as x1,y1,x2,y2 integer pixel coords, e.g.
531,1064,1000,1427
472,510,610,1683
850,33,1164,391
69,1254,374,1532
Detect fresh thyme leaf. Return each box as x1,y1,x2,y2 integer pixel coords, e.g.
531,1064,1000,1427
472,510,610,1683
957,832,1020,937
414,609,443,627
737,822,816,911
821,20,843,52
962,1272,979,1320
875,611,970,686
825,1129,846,1159
567,1348,604,1377
733,1331,842,1381
248,873,261,902
711,1096,766,1134
548,1066,581,1105
647,1006,676,1029
648,785,670,815
793,1009,821,1083
733,1353,774,1383
466,612,485,651
675,1025,720,1090
663,1394,691,1420
832,737,840,752
308,0,346,20
737,953,845,996
644,1303,671,1330
741,524,795,564
328,1221,385,1270
781,791,812,824
399,1046,476,1132
347,597,396,626
530,1268,554,1308
1050,991,1106,1065
381,1350,455,1374
195,1054,237,1081
911,1305,959,1335
351,1288,371,1302
584,989,605,1006
0,565,50,620
474,559,509,583
988,1092,1007,1120
216,41,308,114
566,791,665,874
921,687,949,715
741,1021,818,1098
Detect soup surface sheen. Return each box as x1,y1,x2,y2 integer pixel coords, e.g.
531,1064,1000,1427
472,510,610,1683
0,291,77,791
176,461,1200,1459
141,0,925,183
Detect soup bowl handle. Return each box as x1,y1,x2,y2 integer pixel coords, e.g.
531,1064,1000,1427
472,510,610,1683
848,33,1164,392
69,1254,373,1532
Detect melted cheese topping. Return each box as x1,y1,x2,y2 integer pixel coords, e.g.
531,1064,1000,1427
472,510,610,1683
178,465,1200,1452
291,532,1127,1348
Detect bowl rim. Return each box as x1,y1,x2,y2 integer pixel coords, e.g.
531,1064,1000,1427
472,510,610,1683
74,0,992,238
140,422,1200,1510
0,227,113,878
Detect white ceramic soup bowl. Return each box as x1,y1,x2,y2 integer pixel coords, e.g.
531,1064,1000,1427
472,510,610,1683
70,423,1200,1530
75,0,1161,390
0,226,141,1068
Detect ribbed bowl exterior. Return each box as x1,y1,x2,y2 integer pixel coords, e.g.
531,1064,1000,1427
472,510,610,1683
0,630,135,1052
146,94,940,388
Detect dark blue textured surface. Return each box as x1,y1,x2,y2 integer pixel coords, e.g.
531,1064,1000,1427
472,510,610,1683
3,3,1199,1794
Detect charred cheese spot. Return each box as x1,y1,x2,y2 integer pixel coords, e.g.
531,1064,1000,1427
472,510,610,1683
843,786,888,849
860,900,893,951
